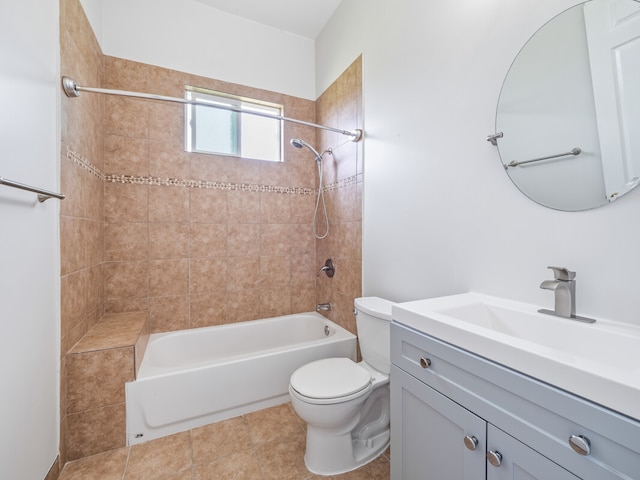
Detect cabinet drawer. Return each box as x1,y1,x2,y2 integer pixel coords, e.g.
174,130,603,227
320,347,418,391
391,322,640,480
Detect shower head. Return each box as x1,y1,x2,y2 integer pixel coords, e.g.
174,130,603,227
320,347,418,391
290,138,323,162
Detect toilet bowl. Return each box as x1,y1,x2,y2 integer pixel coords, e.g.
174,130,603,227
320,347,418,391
289,297,394,475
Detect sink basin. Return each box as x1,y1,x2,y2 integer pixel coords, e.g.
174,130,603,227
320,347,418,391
392,292,640,420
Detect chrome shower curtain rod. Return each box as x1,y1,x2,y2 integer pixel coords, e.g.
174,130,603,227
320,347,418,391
62,76,362,142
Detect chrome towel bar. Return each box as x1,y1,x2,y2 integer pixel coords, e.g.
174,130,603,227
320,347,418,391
0,176,65,202
505,148,582,169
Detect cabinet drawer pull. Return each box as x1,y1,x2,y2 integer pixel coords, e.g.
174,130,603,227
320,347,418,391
463,435,478,451
569,435,591,456
487,450,502,467
419,357,432,369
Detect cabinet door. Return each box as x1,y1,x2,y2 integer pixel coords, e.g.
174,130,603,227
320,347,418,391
391,365,486,480
486,425,580,480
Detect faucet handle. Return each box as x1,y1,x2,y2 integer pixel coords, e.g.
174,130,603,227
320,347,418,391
547,266,575,281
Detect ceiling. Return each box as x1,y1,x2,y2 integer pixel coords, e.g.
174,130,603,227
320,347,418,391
191,0,343,39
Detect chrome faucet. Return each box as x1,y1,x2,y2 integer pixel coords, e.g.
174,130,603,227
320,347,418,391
316,303,332,312
538,266,595,323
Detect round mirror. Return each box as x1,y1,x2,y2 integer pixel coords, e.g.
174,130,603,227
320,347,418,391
494,0,640,211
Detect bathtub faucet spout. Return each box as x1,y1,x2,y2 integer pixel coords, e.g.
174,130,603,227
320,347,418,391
316,303,332,312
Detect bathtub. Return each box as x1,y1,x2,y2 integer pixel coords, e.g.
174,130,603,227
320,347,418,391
125,312,356,444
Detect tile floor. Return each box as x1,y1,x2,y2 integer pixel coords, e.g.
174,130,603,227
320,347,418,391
58,403,391,480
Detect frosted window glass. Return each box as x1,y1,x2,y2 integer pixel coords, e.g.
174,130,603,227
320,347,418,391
185,87,282,162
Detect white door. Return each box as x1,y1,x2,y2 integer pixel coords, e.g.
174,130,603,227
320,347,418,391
584,0,640,200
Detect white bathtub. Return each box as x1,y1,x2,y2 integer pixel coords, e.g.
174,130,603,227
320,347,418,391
125,312,356,444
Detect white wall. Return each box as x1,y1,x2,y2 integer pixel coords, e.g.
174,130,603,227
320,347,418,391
0,0,60,477
79,0,103,44
315,0,365,98
340,0,640,326
98,0,317,100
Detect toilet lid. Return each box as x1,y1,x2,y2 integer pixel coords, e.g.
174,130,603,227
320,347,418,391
290,358,372,399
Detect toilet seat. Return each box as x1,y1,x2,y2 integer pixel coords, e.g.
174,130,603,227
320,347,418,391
290,358,372,404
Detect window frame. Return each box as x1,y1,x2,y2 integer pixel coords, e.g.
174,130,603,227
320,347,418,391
184,85,284,162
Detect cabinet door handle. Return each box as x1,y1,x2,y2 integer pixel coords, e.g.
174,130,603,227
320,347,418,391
487,450,502,467
419,356,431,369
569,435,591,456
463,435,478,451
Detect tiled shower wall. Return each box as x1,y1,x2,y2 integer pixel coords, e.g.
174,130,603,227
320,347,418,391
59,0,105,465
316,57,363,334
101,57,319,331
60,0,362,465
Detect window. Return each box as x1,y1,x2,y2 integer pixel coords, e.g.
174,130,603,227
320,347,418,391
185,86,283,162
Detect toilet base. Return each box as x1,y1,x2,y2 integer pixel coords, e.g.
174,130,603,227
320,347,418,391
304,426,390,476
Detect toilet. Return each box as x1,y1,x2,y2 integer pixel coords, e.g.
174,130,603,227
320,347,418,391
289,297,394,475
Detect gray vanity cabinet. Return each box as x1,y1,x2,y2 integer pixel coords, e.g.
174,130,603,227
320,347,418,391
390,365,486,479
390,322,640,480
486,425,579,480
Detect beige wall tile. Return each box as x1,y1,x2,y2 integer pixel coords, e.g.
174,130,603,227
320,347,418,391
290,283,315,313
149,222,190,259
104,222,148,261
290,253,315,284
190,257,227,294
149,295,189,333
190,291,227,328
104,134,149,176
104,261,149,300
105,297,149,314
66,347,134,413
189,188,227,224
105,183,149,223
149,140,190,179
260,224,291,256
149,185,189,223
225,289,260,323
260,255,290,286
148,102,183,148
104,97,148,138
190,223,227,258
260,159,289,186
59,147,85,218
149,258,189,297
260,192,291,224
61,270,88,342
227,190,261,224
290,194,316,224
227,223,260,257
60,215,86,275
66,404,126,460
260,287,291,318
86,264,104,315
190,153,229,183
226,256,261,291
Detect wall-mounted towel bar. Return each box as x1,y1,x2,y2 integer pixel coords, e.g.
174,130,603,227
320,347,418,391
0,177,65,202
505,148,582,169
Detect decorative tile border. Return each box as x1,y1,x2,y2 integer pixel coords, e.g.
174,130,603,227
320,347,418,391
66,146,105,181
66,146,360,196
324,173,362,192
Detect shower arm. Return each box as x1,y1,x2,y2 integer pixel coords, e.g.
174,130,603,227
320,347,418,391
61,76,363,142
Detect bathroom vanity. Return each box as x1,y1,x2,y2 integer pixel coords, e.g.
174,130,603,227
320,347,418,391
390,294,640,479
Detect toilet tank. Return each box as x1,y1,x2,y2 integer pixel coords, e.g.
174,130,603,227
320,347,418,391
354,297,395,374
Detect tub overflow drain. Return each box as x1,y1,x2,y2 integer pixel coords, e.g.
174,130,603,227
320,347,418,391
324,325,331,336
